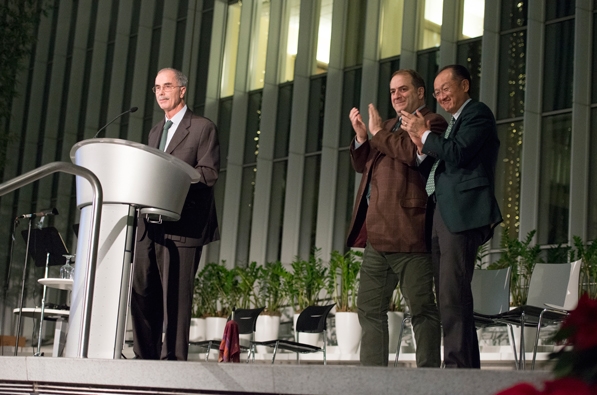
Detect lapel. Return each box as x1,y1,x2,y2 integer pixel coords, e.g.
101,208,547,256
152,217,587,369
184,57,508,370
165,110,192,154
148,121,164,148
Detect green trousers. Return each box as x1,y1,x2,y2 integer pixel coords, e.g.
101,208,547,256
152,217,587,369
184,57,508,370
357,242,441,367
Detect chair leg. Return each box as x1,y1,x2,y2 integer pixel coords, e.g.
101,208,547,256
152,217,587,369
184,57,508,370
271,341,279,364
531,311,545,370
394,315,408,367
205,341,212,362
323,329,327,365
520,312,526,370
507,324,519,370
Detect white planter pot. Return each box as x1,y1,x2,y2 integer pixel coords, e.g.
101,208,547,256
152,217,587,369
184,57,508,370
387,311,404,354
189,317,206,342
205,316,227,341
254,315,280,353
335,311,362,355
293,313,321,346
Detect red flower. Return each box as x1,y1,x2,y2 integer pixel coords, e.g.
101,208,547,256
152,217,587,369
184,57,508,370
495,378,596,395
559,294,597,351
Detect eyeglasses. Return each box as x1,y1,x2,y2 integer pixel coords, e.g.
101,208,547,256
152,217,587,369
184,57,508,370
152,84,181,93
432,80,463,99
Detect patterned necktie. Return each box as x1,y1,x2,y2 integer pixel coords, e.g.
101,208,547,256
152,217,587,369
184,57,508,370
425,117,455,196
158,120,173,151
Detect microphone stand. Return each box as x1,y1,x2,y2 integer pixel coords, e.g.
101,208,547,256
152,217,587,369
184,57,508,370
14,217,33,355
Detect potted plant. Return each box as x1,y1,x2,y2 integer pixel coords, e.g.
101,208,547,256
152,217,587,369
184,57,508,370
253,261,289,352
488,228,542,306
198,262,239,341
288,248,328,313
571,236,597,299
326,249,363,354
236,261,261,309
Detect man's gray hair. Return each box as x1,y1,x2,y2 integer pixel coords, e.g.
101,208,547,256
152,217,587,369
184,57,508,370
158,68,188,87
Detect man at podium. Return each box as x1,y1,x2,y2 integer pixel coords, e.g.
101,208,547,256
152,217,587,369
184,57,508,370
131,68,220,360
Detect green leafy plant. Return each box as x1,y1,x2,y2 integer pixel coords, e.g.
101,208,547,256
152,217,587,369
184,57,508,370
254,261,289,316
197,262,239,317
571,236,597,300
235,261,261,309
488,228,542,306
289,248,327,313
325,249,363,312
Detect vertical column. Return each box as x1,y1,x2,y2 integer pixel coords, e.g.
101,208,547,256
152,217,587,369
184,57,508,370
400,0,419,68
439,0,460,67
314,0,348,260
249,0,284,265
519,0,545,239
479,0,500,110
568,0,592,240
219,0,254,267
280,0,321,263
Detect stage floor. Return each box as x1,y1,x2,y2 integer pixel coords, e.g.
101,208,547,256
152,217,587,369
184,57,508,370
0,350,552,395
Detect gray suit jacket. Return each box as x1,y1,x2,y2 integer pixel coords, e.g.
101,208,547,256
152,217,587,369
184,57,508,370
143,108,220,247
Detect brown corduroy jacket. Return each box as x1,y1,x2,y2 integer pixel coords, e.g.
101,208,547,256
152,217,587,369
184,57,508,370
346,107,447,253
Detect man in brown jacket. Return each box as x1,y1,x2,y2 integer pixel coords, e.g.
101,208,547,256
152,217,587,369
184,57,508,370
347,69,446,367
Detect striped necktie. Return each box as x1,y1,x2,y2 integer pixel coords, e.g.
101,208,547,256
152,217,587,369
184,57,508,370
158,120,173,151
425,117,455,196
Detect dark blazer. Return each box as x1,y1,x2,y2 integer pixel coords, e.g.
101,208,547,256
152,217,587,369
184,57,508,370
422,100,502,233
143,108,220,247
346,107,448,253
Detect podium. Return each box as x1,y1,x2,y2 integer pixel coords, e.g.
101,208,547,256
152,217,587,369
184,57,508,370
66,138,199,358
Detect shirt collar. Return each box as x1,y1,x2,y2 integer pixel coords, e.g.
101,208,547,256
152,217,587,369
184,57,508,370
166,105,187,126
452,99,472,120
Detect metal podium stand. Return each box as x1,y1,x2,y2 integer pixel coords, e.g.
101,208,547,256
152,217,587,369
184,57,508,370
66,138,199,359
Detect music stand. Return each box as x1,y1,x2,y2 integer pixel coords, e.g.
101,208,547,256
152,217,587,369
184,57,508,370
15,227,68,355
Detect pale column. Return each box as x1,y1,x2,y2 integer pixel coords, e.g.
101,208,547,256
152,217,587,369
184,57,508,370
219,0,255,267
314,0,349,260
280,0,321,263
519,0,545,240
249,0,284,265
568,0,592,240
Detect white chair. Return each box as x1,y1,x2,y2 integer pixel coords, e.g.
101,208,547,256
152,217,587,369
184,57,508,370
471,268,519,367
493,260,582,370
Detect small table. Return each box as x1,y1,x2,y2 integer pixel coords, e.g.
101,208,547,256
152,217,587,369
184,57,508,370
38,278,73,291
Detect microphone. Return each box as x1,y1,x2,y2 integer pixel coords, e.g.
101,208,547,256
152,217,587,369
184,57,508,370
17,208,59,219
93,107,138,138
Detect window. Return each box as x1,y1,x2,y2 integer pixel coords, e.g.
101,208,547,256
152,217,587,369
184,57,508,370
420,0,443,50
221,2,242,97
248,0,270,90
589,108,597,240
314,0,333,74
538,114,572,245
460,0,484,39
378,58,401,120
280,0,301,83
543,18,574,112
379,0,404,59
417,49,440,111
456,38,482,102
492,0,527,249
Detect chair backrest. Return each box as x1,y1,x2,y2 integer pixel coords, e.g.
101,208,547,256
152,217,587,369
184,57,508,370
296,304,335,333
527,262,580,308
472,268,510,314
232,307,265,335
